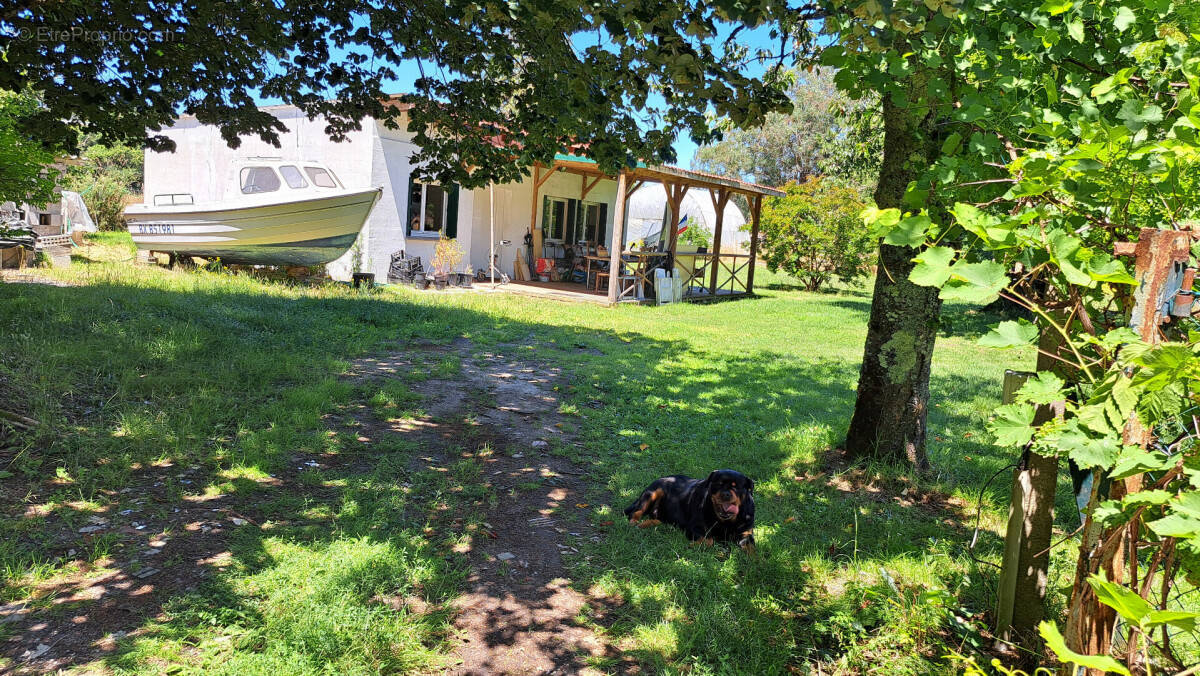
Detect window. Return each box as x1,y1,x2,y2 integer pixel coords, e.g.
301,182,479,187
582,202,607,244
304,166,338,188
542,198,607,245
38,213,52,226
542,197,568,241
407,181,459,237
240,166,281,194
279,165,308,189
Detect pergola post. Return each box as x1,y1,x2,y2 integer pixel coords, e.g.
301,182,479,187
529,164,556,262
664,182,689,256
708,188,729,296
746,194,763,294
607,170,629,304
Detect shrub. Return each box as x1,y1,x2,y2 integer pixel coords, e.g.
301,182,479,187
677,217,713,248
757,177,873,292
62,141,143,231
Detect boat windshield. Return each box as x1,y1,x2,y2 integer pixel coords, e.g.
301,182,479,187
305,167,339,188
279,165,308,189
240,167,281,194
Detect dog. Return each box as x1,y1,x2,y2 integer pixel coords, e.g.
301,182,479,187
623,469,756,554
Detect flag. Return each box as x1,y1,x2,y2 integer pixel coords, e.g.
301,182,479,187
676,214,688,235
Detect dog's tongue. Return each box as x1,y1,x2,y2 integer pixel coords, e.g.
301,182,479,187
722,504,738,517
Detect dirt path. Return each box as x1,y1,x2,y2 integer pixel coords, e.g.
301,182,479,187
0,337,619,674
349,339,618,675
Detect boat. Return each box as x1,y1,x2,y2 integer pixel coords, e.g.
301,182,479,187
124,160,381,266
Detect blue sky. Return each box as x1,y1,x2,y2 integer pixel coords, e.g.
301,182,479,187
255,22,783,169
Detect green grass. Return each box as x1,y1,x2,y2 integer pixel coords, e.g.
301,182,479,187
0,232,1101,673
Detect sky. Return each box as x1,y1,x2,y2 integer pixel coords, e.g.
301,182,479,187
253,22,785,169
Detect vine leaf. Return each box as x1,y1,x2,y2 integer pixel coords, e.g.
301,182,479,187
978,319,1038,348
1039,621,1131,676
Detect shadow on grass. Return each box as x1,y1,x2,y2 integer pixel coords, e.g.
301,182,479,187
0,276,1016,673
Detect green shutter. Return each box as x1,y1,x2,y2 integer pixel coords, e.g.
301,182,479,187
445,184,459,239
406,175,419,237
566,198,579,244
598,203,608,245
541,195,551,241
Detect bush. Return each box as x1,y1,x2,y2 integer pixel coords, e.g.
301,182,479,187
757,177,873,291
677,217,713,248
62,141,143,231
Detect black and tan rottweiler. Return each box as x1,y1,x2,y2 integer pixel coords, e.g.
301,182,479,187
623,469,756,553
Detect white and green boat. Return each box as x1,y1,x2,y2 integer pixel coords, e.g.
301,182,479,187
125,160,381,266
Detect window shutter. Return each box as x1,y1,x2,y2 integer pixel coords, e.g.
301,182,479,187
445,184,459,239
406,175,419,237
598,203,608,244
566,199,579,244
541,195,551,241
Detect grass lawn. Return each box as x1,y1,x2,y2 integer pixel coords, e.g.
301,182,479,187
0,232,1099,673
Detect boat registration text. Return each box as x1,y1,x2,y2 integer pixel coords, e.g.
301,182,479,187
131,223,176,234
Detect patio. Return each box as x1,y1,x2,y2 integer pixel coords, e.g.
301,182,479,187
506,155,783,305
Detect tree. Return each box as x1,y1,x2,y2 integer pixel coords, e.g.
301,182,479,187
0,1,821,188
757,177,872,291
0,89,58,207
853,0,1200,666
692,68,881,187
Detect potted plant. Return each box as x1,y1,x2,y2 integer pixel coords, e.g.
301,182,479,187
459,265,474,287
431,234,463,290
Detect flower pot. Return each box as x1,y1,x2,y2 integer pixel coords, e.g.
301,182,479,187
433,275,448,290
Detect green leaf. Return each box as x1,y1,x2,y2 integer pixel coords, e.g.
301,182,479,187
978,319,1038,348
1039,621,1131,676
1017,372,1065,404
1039,0,1072,15
1109,447,1173,480
1067,18,1085,42
862,206,901,238
1077,402,1116,435
941,132,963,156
1048,230,1093,286
910,246,956,287
1086,255,1137,285
1117,100,1164,132
941,260,1009,303
1147,512,1200,538
1113,5,1136,32
1089,574,1153,624
1143,610,1200,632
884,214,931,248
990,403,1036,446
1057,431,1121,469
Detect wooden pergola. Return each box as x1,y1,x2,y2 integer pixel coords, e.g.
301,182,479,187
528,154,784,304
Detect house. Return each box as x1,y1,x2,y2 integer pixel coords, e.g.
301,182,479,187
142,102,782,303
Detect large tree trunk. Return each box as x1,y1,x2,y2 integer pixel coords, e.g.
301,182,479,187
844,95,941,470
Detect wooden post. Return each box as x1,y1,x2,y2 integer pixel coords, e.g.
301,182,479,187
529,164,556,262
1063,228,1192,672
746,194,763,294
607,171,629,305
664,182,688,256
995,324,1068,645
708,188,729,296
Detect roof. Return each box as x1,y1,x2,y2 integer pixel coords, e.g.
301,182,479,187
551,153,783,198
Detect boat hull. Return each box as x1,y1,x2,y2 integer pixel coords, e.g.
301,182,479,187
125,188,381,266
